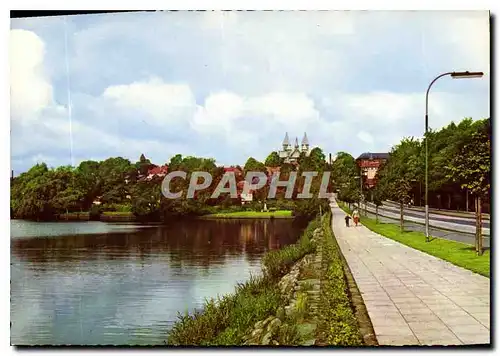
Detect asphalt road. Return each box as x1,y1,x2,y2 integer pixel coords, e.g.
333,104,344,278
361,210,490,249
367,202,490,229
359,202,490,236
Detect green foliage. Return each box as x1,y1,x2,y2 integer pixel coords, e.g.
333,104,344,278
264,151,282,167
167,275,282,346
316,213,363,346
377,137,421,204
331,152,360,204
244,157,267,173
446,118,490,197
374,117,491,211
261,217,320,278
292,197,329,220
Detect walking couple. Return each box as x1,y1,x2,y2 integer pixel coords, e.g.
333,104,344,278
345,208,360,227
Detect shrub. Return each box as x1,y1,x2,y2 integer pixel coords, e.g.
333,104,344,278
316,213,363,346
167,275,282,346
262,217,320,278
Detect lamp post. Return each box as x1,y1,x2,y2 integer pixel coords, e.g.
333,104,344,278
424,71,483,243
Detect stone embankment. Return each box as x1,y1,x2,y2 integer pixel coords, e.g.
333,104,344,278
243,227,324,346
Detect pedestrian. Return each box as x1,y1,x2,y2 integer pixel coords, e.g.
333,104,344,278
345,215,351,227
352,209,360,226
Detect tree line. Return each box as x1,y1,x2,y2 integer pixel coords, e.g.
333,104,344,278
332,117,490,254
11,147,332,221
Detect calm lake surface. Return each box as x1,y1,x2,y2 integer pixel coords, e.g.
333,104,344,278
10,218,306,345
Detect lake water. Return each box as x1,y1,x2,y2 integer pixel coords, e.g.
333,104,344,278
10,218,305,345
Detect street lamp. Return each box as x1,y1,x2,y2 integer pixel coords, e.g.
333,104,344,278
424,71,484,242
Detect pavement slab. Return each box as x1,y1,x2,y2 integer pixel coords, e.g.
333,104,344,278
330,199,490,346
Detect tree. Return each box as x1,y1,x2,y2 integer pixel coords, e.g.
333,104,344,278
136,153,154,176
75,160,101,209
244,157,267,173
446,118,490,255
372,183,386,224
375,137,421,232
131,180,162,220
264,151,281,167
331,152,360,209
168,154,184,170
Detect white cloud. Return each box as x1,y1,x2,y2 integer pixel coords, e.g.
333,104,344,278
10,12,490,173
10,29,54,120
357,131,374,144
103,77,196,126
191,91,321,152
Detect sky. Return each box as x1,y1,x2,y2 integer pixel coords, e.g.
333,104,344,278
10,10,490,174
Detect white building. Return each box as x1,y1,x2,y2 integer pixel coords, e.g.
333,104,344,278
278,132,311,163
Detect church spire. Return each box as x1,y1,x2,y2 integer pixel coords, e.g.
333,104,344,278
302,132,309,146
283,132,290,147
294,137,299,148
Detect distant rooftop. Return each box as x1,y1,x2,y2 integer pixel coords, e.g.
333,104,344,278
356,152,390,160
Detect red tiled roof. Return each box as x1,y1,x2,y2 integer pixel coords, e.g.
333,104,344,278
224,166,243,175
148,165,168,176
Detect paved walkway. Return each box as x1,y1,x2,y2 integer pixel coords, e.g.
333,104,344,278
330,200,490,346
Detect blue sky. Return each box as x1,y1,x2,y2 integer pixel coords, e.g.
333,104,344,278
10,10,489,173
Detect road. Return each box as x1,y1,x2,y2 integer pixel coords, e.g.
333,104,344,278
381,201,490,228
361,210,490,249
360,202,490,236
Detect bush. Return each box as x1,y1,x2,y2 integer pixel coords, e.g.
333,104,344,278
89,204,102,219
316,213,363,346
292,198,329,220
167,275,282,346
101,203,132,212
262,217,320,279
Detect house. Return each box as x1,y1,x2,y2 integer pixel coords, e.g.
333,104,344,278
356,152,389,188
146,165,169,180
223,166,244,178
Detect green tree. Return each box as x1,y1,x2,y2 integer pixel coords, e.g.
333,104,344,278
264,151,281,167
446,118,490,255
331,152,360,208
376,137,421,232
244,157,267,173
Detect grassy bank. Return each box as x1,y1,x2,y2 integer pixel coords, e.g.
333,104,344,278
57,212,90,221
100,211,136,221
202,210,293,219
339,202,490,278
166,216,320,346
316,213,363,346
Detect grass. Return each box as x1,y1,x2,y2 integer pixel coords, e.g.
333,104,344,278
58,212,90,220
316,212,363,346
167,275,283,346
101,211,135,216
338,202,490,278
166,215,320,345
203,210,293,219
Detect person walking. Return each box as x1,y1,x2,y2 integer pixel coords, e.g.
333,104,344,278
345,215,352,227
352,208,360,227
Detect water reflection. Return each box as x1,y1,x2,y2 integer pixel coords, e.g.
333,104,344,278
11,218,305,345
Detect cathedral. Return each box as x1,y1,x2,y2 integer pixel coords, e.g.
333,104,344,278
278,132,311,163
